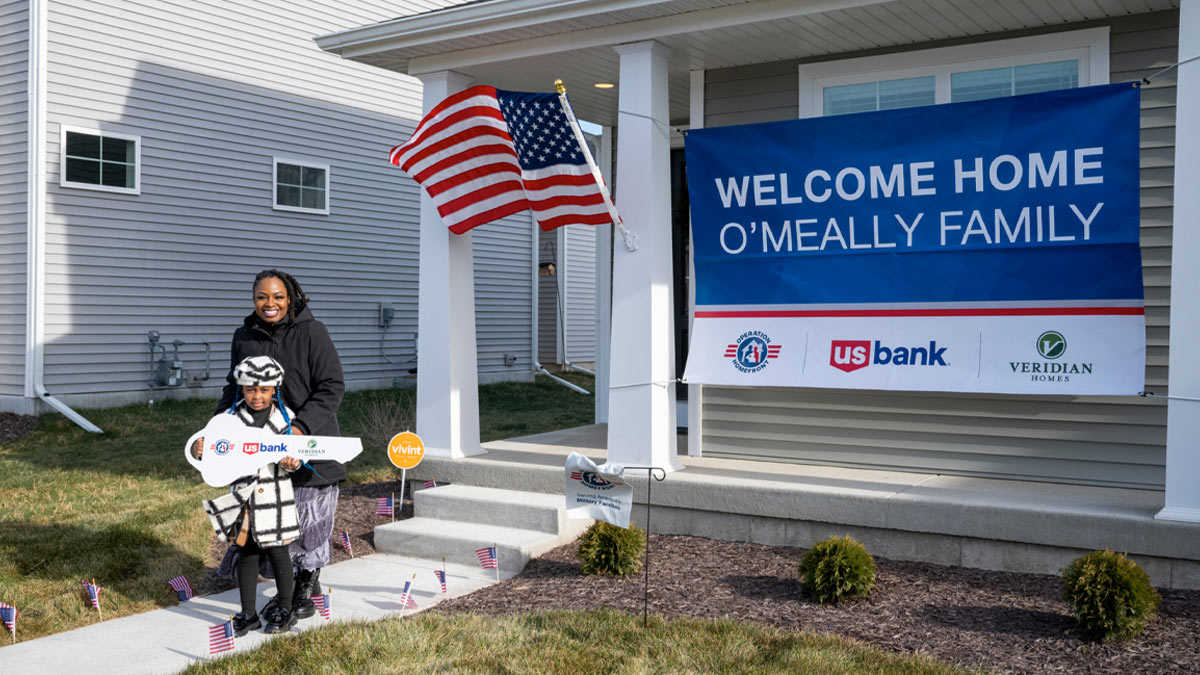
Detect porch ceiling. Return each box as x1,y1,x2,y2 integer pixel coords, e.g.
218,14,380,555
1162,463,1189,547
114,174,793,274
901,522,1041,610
316,0,1179,127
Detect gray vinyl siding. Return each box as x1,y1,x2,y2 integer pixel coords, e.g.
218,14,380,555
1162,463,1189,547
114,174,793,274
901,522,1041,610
561,224,596,363
538,227,559,363
0,0,27,398
39,0,529,399
699,10,1175,489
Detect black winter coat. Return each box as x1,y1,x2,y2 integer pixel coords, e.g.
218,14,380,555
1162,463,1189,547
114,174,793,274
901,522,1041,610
215,303,346,486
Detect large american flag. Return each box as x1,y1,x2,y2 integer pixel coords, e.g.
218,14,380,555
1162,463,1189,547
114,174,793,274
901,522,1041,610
390,85,616,234
0,601,15,635
208,619,235,655
167,576,193,602
475,546,498,570
80,580,101,610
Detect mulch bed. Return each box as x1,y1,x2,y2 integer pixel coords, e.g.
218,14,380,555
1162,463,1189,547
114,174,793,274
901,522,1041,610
0,413,39,445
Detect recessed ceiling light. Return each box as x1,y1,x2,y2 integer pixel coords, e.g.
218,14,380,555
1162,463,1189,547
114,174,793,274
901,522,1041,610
594,82,615,89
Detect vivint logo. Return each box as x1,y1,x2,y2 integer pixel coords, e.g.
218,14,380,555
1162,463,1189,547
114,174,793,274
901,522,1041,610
830,340,948,373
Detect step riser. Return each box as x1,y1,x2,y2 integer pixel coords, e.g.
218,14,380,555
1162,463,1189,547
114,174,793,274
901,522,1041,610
375,528,531,572
416,494,565,533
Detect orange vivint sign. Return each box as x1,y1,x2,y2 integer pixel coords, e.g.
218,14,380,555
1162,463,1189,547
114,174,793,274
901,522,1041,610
387,431,425,469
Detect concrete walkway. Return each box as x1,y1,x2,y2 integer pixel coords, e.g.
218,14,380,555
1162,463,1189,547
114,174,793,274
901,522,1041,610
1,554,511,674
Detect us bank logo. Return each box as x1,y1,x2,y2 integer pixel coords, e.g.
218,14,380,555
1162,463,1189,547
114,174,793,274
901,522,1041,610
724,330,781,373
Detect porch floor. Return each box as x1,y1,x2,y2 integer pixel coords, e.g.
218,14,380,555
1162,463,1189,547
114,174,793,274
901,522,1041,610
408,424,1200,589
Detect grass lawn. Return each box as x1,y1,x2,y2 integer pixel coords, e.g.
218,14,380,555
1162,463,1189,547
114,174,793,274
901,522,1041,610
0,372,594,641
179,609,966,675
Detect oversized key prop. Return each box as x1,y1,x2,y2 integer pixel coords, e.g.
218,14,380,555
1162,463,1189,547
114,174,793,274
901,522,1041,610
185,414,363,487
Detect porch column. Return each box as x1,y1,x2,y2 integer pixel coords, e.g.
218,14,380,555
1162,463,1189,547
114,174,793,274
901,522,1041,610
1158,0,1200,522
415,70,483,459
606,40,683,472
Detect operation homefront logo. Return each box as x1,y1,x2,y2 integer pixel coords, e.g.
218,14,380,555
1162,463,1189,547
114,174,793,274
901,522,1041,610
1010,330,1093,383
829,339,948,373
570,471,615,490
724,330,781,373
212,439,232,456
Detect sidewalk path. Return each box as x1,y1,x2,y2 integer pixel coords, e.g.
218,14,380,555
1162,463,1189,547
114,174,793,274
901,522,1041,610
1,554,510,674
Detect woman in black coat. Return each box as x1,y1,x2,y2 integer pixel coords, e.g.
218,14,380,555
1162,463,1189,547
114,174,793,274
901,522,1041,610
215,269,345,620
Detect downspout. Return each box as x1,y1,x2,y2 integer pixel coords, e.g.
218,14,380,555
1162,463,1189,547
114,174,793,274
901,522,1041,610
531,215,588,395
25,0,101,433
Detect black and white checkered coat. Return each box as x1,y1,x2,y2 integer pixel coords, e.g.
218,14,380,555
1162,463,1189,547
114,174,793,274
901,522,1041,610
202,403,300,548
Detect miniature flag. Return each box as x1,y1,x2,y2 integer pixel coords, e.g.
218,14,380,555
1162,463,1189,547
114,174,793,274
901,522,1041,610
0,602,15,635
390,85,617,234
312,594,331,620
208,618,235,655
399,579,418,609
475,546,498,570
433,570,447,594
423,480,437,489
80,580,101,610
339,530,353,553
375,496,394,517
167,576,194,602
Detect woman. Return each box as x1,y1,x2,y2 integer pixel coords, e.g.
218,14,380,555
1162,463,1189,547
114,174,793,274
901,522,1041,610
215,269,345,620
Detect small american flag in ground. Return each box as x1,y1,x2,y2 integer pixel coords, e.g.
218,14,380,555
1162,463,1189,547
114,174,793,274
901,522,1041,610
390,85,617,234
208,619,235,655
339,530,352,553
433,570,447,594
80,580,101,610
0,602,16,634
399,580,418,610
312,594,331,620
167,576,193,602
375,496,394,517
423,480,437,489
475,546,498,570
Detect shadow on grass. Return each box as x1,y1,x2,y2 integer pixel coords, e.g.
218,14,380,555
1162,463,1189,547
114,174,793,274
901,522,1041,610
918,603,1072,638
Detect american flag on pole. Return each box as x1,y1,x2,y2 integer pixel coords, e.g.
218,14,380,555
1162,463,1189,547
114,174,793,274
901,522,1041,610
423,480,437,489
475,546,498,570
339,530,353,554
208,618,235,655
375,496,394,517
312,594,331,620
390,85,619,234
167,576,194,602
433,570,447,594
398,579,419,610
0,602,16,635
80,580,101,610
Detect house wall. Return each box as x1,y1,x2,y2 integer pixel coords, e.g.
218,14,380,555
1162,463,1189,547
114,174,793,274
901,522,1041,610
699,10,1176,489
562,223,597,363
0,0,28,401
34,0,532,408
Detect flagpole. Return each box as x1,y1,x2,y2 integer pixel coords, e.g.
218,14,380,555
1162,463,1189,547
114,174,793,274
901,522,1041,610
494,542,500,582
554,79,637,252
391,491,395,523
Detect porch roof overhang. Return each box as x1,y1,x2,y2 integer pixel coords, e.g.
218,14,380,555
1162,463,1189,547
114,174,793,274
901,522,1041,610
315,0,1178,127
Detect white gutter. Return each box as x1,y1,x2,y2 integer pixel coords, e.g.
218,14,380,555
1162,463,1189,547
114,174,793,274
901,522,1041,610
25,0,101,433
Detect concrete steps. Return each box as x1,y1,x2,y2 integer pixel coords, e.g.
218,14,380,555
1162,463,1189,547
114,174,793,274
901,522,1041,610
374,484,591,574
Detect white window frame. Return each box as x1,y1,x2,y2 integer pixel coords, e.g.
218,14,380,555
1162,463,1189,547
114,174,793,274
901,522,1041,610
798,27,1110,118
272,157,330,215
59,125,141,195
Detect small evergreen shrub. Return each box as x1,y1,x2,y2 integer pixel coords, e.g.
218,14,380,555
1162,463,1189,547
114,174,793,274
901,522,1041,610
578,521,646,576
1061,549,1160,642
798,535,876,604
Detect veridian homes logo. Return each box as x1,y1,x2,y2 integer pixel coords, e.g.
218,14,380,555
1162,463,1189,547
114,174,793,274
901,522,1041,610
830,340,948,373
1010,330,1092,383
724,330,781,373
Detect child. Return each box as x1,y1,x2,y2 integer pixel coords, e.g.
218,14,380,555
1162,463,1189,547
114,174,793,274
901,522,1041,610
198,355,301,635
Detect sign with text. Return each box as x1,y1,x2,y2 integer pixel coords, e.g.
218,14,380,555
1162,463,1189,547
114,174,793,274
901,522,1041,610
387,431,425,470
683,83,1145,395
564,452,633,528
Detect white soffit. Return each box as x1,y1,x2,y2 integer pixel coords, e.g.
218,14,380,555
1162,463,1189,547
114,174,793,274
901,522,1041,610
316,0,1180,126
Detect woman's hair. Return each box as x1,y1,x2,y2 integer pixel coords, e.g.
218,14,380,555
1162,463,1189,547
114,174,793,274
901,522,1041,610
253,269,309,318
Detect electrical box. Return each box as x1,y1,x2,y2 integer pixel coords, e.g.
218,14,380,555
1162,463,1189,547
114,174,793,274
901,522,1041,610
379,303,394,328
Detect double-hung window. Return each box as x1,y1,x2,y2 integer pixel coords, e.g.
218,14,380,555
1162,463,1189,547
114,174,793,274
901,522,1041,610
60,126,140,194
799,28,1109,118
273,158,330,215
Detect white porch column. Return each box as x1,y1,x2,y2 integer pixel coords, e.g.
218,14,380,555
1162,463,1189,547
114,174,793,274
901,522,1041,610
595,125,614,424
415,70,483,459
607,41,683,472
1157,0,1200,522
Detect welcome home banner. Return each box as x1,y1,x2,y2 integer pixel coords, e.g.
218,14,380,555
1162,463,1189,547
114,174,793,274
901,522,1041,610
682,83,1144,395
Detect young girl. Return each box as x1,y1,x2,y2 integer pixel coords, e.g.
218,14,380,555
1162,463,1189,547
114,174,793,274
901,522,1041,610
199,355,302,635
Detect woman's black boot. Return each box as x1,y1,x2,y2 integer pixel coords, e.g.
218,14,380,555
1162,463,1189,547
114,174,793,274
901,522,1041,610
292,569,316,619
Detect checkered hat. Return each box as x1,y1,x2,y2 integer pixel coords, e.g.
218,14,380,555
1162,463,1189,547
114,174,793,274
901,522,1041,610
232,355,284,386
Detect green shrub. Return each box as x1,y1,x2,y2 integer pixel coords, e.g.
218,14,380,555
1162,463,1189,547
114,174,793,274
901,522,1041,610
578,521,646,576
798,535,877,604
1061,549,1160,642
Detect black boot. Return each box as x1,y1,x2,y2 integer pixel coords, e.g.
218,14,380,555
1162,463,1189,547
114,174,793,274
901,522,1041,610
292,569,316,619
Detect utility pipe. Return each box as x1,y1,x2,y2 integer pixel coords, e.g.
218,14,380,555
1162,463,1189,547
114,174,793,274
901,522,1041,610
25,0,101,433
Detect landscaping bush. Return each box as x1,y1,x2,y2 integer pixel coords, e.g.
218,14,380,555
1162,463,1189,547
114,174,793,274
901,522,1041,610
578,521,646,576
1061,549,1160,642
799,535,877,604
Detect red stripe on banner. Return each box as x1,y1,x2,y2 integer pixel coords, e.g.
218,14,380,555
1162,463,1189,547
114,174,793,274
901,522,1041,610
694,307,1146,318
447,200,531,234
535,211,613,231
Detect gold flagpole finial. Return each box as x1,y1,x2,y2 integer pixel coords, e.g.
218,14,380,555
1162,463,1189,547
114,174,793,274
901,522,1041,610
554,79,565,94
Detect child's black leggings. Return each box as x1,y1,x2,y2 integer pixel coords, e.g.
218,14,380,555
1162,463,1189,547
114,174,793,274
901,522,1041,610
237,539,294,615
